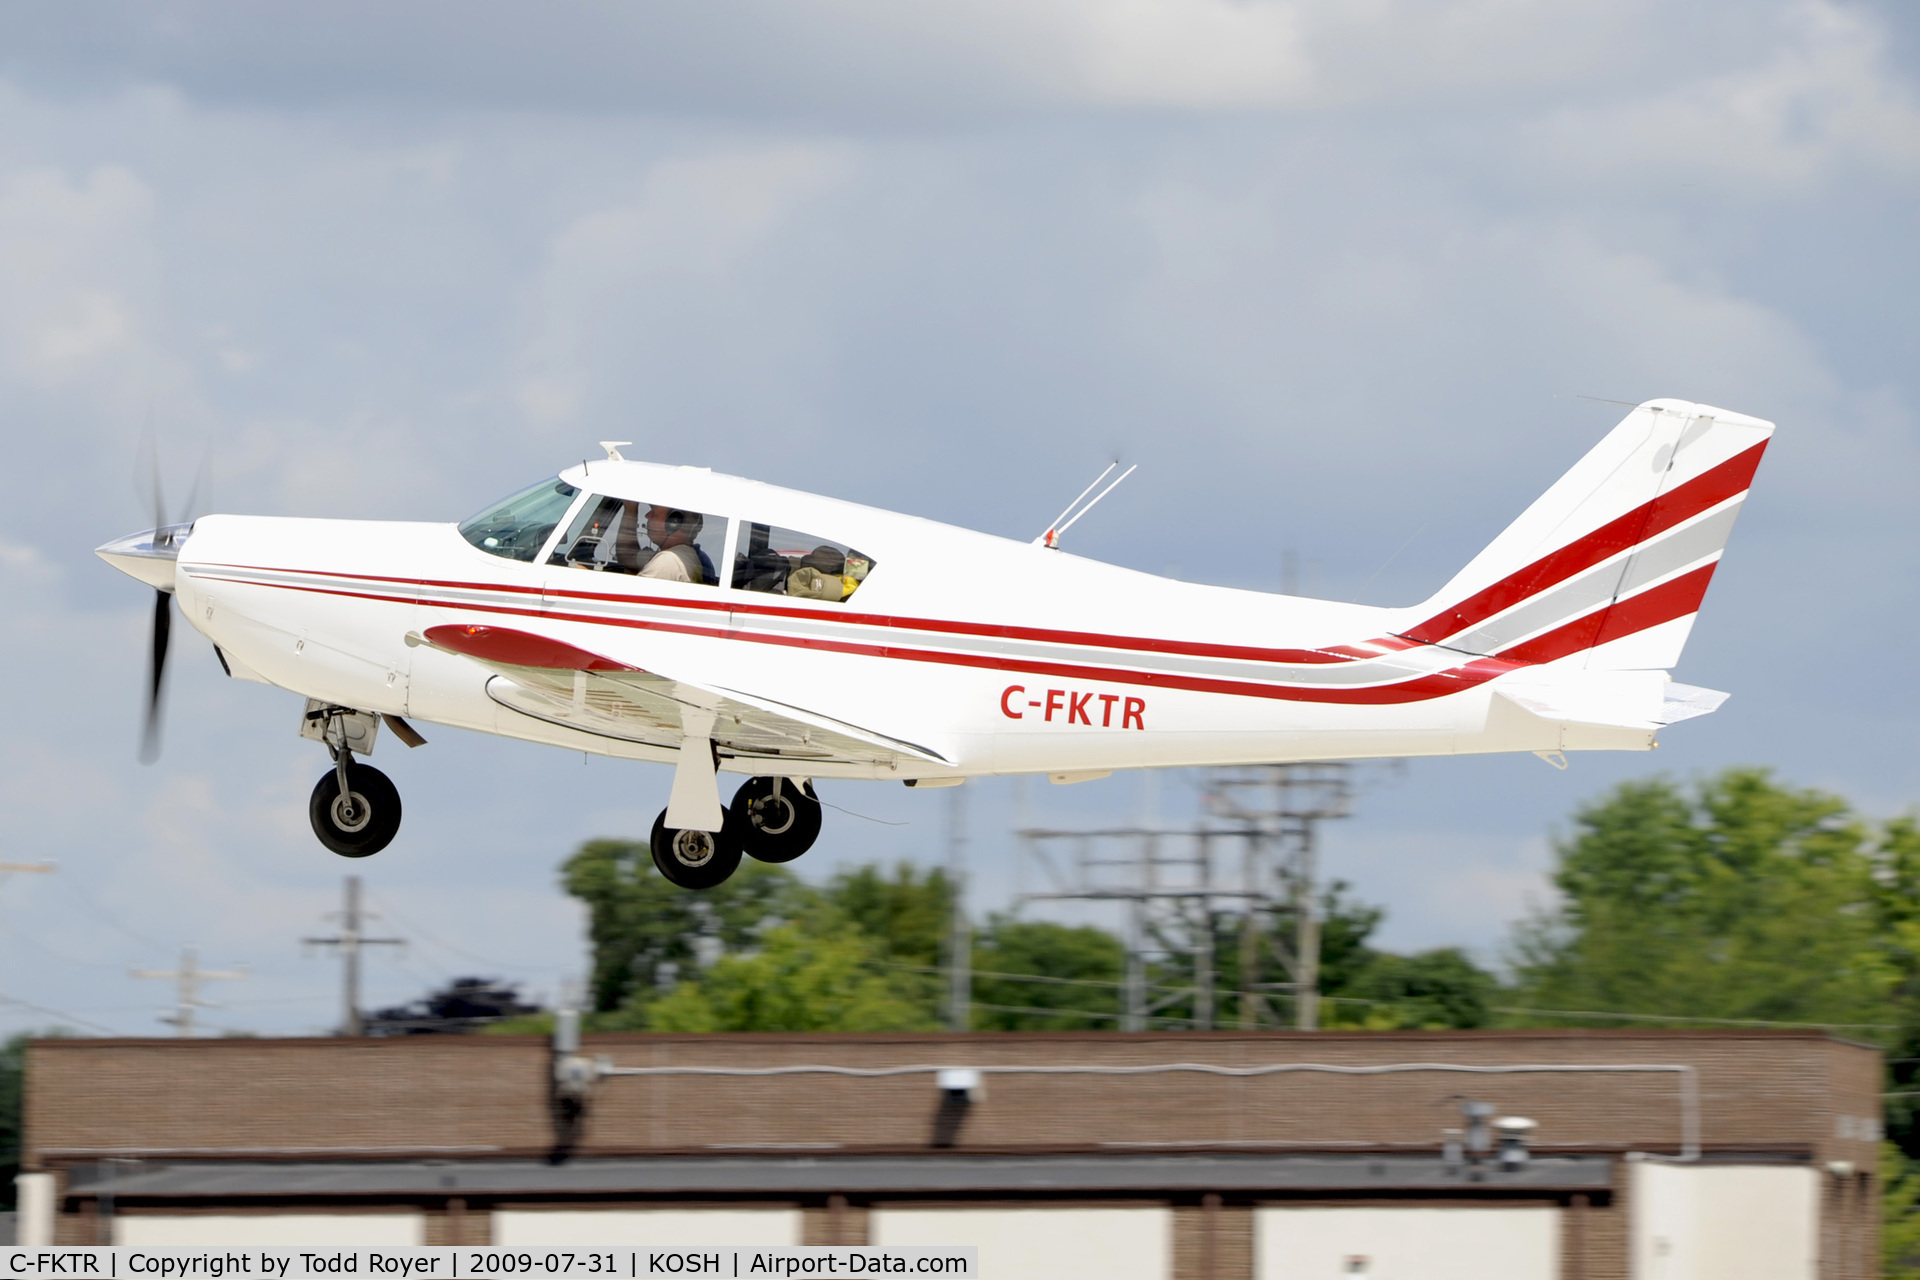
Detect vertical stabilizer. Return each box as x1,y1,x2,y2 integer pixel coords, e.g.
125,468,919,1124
1400,399,1772,670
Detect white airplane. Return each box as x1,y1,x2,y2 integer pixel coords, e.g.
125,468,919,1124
99,398,1770,890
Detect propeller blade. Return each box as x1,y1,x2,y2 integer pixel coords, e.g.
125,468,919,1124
177,440,213,526
139,589,172,764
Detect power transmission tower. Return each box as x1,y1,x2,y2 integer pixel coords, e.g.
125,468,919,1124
131,944,245,1036
304,875,404,1037
1203,764,1352,1030
1018,821,1252,1031
1017,763,1354,1031
947,786,971,1032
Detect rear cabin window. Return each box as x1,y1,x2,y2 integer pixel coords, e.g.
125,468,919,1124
733,523,875,602
459,478,579,562
548,496,724,586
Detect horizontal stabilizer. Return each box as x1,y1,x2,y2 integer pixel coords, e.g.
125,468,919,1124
1654,682,1729,725
1494,669,1667,729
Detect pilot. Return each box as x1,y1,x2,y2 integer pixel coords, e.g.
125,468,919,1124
609,500,646,572
639,506,708,582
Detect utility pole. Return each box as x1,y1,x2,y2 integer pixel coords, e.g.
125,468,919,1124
947,787,971,1032
131,945,244,1036
0,860,54,995
304,875,404,1036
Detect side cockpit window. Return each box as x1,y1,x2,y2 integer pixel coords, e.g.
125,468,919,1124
548,496,724,586
459,478,579,562
733,523,875,602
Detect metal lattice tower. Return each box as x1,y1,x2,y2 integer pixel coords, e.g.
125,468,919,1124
1201,764,1352,1030
1017,763,1353,1031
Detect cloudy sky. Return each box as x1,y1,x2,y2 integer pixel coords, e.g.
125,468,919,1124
0,1,1915,1034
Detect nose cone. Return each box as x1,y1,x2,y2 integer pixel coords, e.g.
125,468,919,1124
96,523,193,592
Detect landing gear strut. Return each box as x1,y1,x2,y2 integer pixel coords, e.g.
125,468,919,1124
729,776,822,864
304,704,402,858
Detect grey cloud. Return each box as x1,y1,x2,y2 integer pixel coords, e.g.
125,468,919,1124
0,1,1914,1034
0,1,1811,120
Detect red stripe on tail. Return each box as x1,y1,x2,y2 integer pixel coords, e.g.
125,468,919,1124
1404,441,1767,645
1496,562,1719,666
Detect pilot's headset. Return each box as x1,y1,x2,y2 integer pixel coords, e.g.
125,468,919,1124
661,509,702,539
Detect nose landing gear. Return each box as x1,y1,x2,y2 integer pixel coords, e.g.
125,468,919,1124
309,758,402,857
303,703,403,858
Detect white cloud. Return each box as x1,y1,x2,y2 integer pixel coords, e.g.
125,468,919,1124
512,143,857,434
1054,0,1314,107
1529,0,1920,185
0,166,180,400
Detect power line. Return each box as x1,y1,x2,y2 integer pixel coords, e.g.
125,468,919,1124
1488,1004,1897,1031
0,994,118,1037
370,902,561,974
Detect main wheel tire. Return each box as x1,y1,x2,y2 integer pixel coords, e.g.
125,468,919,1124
308,762,402,858
728,776,823,864
650,808,743,890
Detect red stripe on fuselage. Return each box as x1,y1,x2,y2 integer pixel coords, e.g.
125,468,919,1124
194,563,1692,709
191,512,1721,711
191,561,1377,667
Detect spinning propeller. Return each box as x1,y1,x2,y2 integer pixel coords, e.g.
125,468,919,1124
118,439,209,763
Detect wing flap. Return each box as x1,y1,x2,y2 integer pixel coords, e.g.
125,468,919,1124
414,624,948,766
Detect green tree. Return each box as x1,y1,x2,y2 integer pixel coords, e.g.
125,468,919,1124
562,839,809,1015
972,919,1125,1030
1888,1142,1920,1280
645,920,941,1032
1341,948,1496,1029
1507,768,1895,1029
823,863,954,968
0,1034,22,1208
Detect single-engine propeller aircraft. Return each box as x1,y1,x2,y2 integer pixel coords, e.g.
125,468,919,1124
100,398,1770,890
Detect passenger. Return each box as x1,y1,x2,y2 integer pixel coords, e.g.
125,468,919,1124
639,506,706,582
801,545,846,576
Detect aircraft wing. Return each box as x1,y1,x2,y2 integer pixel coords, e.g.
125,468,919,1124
409,623,949,767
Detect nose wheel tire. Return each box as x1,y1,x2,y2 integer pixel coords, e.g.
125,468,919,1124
728,776,823,864
308,762,402,857
650,809,744,890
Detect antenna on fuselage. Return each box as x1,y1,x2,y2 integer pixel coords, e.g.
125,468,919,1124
599,441,632,462
1034,462,1137,550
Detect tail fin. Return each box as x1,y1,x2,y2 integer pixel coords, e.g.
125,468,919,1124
1401,398,1773,670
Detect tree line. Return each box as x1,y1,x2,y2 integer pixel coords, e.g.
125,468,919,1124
559,765,1920,1273
562,838,1498,1035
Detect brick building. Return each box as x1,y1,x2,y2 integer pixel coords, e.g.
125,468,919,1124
18,1029,1882,1279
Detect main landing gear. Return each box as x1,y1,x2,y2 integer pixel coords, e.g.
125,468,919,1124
303,704,403,858
650,776,823,890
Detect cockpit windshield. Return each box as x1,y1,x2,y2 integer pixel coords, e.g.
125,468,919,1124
458,478,579,562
